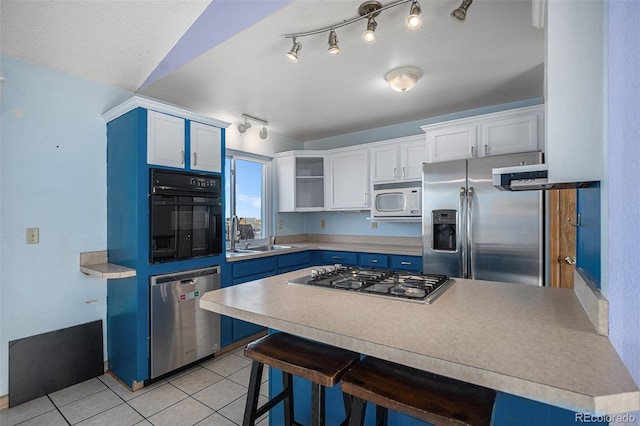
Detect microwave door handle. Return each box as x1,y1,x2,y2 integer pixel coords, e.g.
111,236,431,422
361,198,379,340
459,187,467,278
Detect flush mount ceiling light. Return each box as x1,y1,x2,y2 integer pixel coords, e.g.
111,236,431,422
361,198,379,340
238,114,268,139
385,66,423,92
284,0,426,62
451,0,473,23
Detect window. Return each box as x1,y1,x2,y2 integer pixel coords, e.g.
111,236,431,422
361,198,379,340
225,151,271,246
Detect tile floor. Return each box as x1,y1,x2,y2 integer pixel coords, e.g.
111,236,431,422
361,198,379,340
0,347,270,426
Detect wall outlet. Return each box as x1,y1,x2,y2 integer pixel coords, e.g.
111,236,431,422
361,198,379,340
278,220,283,230
26,227,39,244
371,221,378,229
320,219,326,229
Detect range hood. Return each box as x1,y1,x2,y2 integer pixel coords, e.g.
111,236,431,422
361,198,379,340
492,164,596,191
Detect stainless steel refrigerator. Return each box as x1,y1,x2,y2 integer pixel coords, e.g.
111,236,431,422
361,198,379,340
422,152,544,286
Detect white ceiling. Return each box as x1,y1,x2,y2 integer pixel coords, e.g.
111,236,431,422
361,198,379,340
0,0,544,143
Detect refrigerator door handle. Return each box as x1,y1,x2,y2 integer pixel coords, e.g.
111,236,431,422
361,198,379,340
468,186,475,280
459,186,467,278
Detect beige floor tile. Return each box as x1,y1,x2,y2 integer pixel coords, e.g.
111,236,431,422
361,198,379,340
168,367,225,395
147,397,214,426
127,383,188,418
0,396,55,426
216,393,268,425
16,408,68,426
192,379,247,411
49,377,107,407
111,379,167,402
75,402,144,426
202,354,251,377
227,364,252,387
58,388,122,425
97,373,121,389
195,411,238,426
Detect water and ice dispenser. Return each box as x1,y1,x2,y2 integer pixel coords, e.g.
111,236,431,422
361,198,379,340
432,209,457,252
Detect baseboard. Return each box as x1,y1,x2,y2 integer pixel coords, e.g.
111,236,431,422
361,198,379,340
0,393,8,411
574,268,608,336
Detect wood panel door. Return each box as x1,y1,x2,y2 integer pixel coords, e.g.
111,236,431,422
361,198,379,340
549,189,577,288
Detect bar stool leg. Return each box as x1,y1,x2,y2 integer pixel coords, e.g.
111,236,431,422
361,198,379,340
339,393,352,426
282,372,295,426
348,396,367,426
310,382,326,426
375,405,388,426
243,361,264,426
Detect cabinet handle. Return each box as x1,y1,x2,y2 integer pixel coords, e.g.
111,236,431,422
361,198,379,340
370,259,379,263
470,146,475,157
181,150,185,165
400,261,412,265
484,144,489,155
393,167,397,178
331,256,343,260
364,193,368,205
402,166,406,177
193,152,198,165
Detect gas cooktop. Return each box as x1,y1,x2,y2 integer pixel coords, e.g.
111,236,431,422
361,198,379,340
288,266,454,304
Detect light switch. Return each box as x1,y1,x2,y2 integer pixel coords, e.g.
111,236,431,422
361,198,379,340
371,221,378,229
26,227,39,244
320,219,326,229
279,220,283,230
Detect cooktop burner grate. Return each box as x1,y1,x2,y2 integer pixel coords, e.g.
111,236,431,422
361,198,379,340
288,266,454,304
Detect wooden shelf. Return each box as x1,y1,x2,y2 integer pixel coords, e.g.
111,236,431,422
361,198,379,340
80,251,136,279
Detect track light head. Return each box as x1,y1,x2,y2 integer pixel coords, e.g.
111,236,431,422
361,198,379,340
359,1,381,43
327,29,340,55
451,0,472,23
362,16,378,43
405,0,422,29
259,125,268,139
286,37,302,62
238,120,251,134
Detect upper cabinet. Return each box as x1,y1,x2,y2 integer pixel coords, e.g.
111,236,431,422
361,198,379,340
274,151,325,212
370,136,426,183
147,110,186,168
327,148,369,210
103,96,229,173
422,106,544,163
190,121,222,173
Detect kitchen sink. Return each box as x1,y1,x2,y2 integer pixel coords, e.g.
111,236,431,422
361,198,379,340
228,245,296,254
245,244,295,252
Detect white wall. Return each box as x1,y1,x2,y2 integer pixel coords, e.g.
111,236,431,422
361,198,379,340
0,56,131,395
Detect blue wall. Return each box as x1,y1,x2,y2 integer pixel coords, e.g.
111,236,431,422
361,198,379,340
607,1,640,424
0,55,132,395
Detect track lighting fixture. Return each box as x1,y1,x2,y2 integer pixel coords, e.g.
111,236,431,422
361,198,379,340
238,114,269,139
327,29,340,55
259,125,268,140
284,0,431,62
286,37,302,63
451,0,473,23
405,0,422,29
237,117,251,134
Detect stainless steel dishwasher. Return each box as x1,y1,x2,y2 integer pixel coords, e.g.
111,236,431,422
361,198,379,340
150,266,220,379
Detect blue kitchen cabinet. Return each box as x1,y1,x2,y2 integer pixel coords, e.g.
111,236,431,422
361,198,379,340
390,255,422,272
227,257,278,343
106,103,226,387
359,253,389,269
278,251,313,273
319,250,358,266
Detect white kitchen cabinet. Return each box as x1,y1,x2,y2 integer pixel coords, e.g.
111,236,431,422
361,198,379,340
480,108,541,157
190,121,222,172
327,148,369,210
147,110,186,168
274,151,326,212
370,136,426,183
422,106,543,163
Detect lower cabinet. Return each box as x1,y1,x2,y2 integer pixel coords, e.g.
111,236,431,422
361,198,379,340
359,253,389,269
390,255,422,272
320,250,358,266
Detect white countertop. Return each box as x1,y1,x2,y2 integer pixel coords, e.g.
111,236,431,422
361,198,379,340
200,267,640,415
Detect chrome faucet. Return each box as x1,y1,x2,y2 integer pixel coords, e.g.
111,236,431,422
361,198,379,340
230,215,241,251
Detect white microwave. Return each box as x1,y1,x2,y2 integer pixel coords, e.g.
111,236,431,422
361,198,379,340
371,181,422,218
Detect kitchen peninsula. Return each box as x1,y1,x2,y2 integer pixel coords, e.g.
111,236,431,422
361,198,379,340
200,268,640,421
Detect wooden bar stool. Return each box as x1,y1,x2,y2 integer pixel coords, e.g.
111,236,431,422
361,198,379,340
340,357,496,426
242,332,360,426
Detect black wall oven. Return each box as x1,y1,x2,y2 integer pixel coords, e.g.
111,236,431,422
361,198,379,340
150,169,222,263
